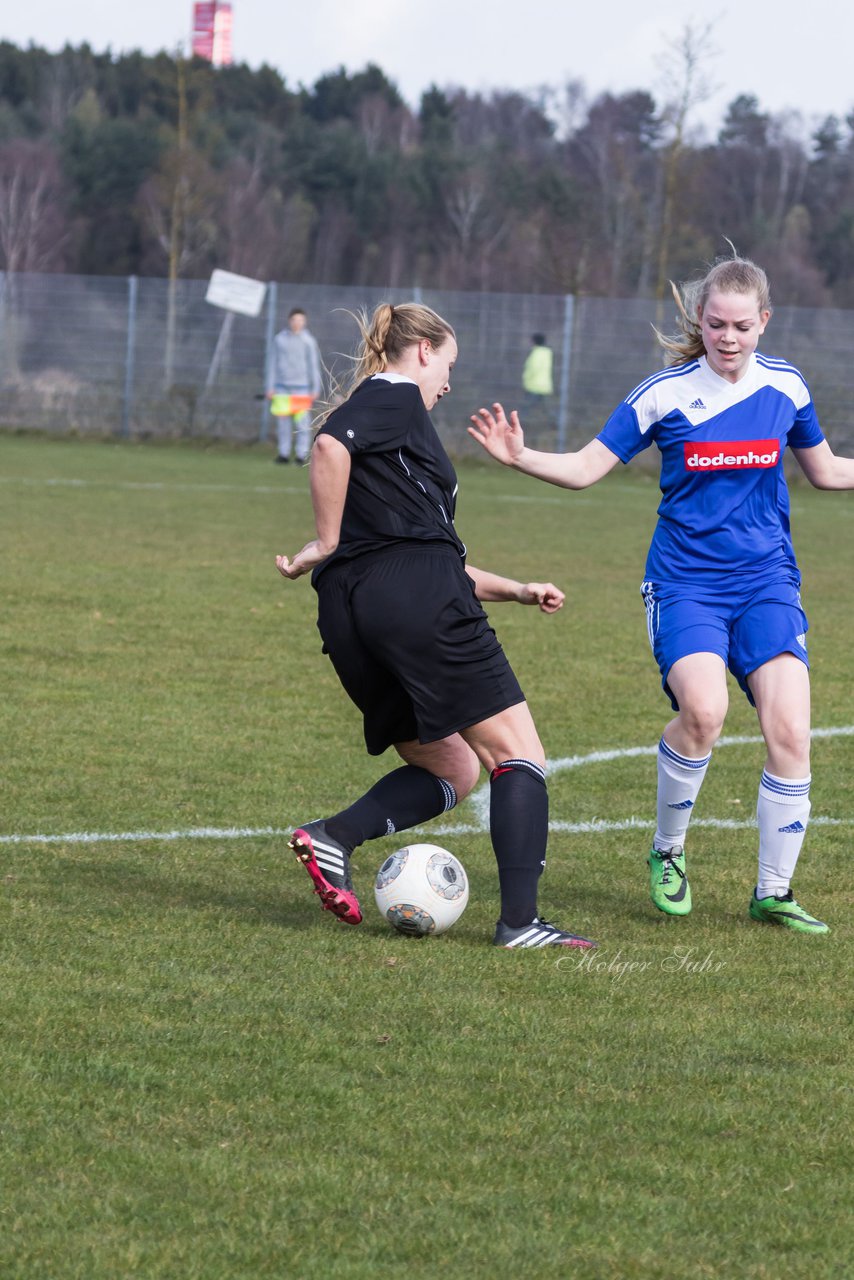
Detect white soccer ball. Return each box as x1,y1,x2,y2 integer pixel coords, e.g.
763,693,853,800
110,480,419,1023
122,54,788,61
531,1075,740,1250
374,843,469,937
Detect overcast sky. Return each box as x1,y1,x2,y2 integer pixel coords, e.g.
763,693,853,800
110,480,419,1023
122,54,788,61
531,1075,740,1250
4,0,853,139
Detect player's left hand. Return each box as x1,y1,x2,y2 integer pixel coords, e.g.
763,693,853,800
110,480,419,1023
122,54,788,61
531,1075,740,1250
276,541,328,579
519,582,565,613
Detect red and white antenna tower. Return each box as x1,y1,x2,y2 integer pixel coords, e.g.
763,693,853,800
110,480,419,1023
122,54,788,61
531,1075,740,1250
192,2,233,67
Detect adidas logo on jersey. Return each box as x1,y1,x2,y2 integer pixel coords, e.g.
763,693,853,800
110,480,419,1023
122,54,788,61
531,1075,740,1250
688,398,707,410
684,439,779,471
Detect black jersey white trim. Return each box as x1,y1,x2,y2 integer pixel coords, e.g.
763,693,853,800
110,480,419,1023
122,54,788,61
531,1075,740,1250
396,448,450,524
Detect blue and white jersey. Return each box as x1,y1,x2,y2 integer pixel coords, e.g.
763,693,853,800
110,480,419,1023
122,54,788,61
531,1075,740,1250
597,353,825,582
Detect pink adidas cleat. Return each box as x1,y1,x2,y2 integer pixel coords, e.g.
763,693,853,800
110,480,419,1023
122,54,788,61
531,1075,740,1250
289,821,362,925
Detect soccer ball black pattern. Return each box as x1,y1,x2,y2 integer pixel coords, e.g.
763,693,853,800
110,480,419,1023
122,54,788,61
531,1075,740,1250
374,844,469,937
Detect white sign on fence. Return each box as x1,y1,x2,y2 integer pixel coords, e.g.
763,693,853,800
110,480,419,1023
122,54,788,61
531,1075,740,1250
205,269,267,318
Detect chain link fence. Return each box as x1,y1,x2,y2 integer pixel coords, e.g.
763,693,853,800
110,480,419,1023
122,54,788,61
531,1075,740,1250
1,271,852,456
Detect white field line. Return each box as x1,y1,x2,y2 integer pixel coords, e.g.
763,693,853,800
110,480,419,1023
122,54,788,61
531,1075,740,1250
2,474,571,505
3,726,853,849
0,476,301,496
8,476,852,517
462,725,854,833
431,815,848,837
2,814,848,849
0,825,292,847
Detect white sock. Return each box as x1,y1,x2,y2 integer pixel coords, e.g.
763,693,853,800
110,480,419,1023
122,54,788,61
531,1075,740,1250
654,737,711,851
755,770,811,899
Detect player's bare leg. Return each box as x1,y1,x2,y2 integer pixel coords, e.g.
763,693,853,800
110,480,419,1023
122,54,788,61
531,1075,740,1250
648,654,726,916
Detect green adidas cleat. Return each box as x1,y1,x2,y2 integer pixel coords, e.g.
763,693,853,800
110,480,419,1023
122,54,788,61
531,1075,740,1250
648,845,692,915
749,889,829,934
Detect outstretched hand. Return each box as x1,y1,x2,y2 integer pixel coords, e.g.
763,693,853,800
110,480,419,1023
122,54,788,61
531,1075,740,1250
468,403,525,465
519,582,565,613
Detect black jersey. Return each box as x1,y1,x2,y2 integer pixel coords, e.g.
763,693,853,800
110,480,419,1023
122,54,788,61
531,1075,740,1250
312,377,465,583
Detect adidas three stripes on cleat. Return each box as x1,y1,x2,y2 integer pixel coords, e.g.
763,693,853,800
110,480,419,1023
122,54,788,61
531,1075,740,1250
493,918,597,949
290,820,362,925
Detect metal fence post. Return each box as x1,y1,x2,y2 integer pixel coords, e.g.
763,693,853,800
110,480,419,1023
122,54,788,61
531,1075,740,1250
259,281,277,442
121,275,138,438
0,271,6,379
556,293,574,452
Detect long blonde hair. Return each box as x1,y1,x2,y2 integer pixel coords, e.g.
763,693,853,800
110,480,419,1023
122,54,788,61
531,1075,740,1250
657,254,773,365
313,302,455,429
352,301,455,379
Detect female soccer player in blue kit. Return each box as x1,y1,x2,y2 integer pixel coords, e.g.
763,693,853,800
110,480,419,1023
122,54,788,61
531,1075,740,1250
276,301,596,949
470,254,854,934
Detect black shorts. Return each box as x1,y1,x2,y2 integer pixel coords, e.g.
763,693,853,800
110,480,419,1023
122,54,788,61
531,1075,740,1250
315,544,525,755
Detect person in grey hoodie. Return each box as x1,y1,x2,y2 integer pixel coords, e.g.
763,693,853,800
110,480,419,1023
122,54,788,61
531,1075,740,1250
267,307,323,463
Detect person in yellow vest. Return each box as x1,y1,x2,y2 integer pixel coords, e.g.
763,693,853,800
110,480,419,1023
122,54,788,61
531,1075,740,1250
522,333,554,408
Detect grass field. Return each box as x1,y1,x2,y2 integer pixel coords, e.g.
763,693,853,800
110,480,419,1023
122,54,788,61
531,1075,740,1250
1,433,853,1279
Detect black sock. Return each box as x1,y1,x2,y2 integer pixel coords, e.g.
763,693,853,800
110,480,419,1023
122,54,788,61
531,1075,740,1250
490,759,548,928
323,766,456,850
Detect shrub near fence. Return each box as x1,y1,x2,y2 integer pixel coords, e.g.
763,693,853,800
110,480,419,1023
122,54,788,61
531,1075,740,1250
1,271,853,454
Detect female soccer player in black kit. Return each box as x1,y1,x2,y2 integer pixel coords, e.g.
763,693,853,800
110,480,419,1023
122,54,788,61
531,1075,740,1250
276,302,595,949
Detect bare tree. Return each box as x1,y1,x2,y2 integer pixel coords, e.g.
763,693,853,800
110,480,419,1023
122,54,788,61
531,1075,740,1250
0,139,70,378
219,155,316,283
0,139,69,273
571,92,659,295
651,22,719,300
40,47,95,131
442,167,511,291
138,57,219,387
766,112,810,241
357,94,415,157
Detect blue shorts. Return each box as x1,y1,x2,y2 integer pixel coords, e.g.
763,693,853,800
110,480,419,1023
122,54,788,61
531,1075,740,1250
641,575,809,710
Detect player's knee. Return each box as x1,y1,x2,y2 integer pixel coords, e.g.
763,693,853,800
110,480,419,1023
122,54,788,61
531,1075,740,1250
402,736,480,801
766,717,811,768
446,751,481,801
679,700,726,748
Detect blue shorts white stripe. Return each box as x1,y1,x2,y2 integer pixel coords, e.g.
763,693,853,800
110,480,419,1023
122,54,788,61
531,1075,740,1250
641,574,809,710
